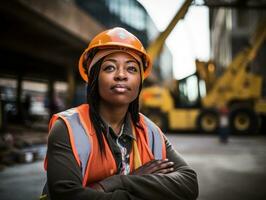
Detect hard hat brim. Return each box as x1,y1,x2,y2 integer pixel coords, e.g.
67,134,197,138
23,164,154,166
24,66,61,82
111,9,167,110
78,44,151,82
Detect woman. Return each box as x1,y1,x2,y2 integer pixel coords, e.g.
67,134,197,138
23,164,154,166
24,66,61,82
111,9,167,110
42,27,198,200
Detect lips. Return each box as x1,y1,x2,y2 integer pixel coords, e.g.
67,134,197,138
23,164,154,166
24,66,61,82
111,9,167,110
111,84,130,93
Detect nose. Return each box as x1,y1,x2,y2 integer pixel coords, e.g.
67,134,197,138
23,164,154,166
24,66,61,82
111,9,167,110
114,68,128,81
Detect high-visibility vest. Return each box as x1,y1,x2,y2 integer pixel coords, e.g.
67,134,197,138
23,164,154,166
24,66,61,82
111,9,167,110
42,104,166,198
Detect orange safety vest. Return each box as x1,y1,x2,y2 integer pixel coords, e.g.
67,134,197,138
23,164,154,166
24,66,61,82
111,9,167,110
44,104,166,187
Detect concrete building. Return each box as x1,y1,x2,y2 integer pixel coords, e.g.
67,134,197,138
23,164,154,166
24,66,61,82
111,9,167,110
208,0,266,77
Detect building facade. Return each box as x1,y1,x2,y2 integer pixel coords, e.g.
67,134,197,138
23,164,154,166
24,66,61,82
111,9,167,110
209,6,266,76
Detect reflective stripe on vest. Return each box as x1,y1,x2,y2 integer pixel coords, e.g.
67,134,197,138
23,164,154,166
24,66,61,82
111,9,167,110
143,116,163,160
58,109,91,177
56,109,164,179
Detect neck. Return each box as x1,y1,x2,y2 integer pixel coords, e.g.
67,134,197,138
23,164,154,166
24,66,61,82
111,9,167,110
99,103,129,135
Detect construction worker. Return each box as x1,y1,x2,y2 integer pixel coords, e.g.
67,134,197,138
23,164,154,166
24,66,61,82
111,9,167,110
41,27,198,200
218,106,230,143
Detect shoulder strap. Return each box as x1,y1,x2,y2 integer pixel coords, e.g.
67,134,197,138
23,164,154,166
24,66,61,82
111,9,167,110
58,108,91,177
142,115,165,160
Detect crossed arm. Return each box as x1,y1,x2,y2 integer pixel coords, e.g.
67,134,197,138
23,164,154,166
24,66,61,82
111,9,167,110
47,120,198,200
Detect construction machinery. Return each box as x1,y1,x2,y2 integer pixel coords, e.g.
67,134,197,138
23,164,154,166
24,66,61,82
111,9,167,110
200,21,266,134
140,2,266,133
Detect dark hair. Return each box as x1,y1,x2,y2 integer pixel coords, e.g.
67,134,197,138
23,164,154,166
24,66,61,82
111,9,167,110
86,57,142,153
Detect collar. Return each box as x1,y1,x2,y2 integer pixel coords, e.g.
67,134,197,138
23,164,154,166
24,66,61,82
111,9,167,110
100,112,136,140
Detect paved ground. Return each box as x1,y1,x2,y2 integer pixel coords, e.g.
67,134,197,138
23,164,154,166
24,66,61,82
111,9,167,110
167,134,266,200
0,134,266,200
0,161,46,200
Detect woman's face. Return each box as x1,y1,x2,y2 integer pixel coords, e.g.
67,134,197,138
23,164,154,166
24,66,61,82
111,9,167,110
98,52,141,107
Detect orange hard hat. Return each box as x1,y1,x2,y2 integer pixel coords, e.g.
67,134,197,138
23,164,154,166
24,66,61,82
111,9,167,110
78,27,152,82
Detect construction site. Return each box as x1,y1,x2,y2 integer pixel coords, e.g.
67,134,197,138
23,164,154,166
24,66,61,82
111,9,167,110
0,0,266,200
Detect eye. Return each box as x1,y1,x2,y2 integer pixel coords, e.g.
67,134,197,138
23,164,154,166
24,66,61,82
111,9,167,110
127,65,138,73
103,65,115,72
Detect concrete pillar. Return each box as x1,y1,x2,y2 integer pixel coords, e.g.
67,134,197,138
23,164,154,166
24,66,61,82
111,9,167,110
16,74,23,123
66,66,75,108
47,79,55,119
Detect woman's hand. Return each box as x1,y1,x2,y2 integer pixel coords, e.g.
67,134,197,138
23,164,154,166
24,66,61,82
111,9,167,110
131,159,174,175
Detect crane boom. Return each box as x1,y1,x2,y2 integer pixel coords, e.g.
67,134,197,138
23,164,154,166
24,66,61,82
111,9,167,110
147,0,192,63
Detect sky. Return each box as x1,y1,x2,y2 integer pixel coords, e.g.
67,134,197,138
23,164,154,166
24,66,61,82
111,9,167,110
137,0,210,80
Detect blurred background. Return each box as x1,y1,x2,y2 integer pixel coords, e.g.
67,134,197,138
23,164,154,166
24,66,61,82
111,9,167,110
0,0,265,200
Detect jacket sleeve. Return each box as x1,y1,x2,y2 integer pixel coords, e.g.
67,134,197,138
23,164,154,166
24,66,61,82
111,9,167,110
99,135,199,200
46,119,144,200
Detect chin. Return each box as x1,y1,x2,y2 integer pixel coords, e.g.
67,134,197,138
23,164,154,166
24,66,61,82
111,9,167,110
102,97,133,107
112,99,132,106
